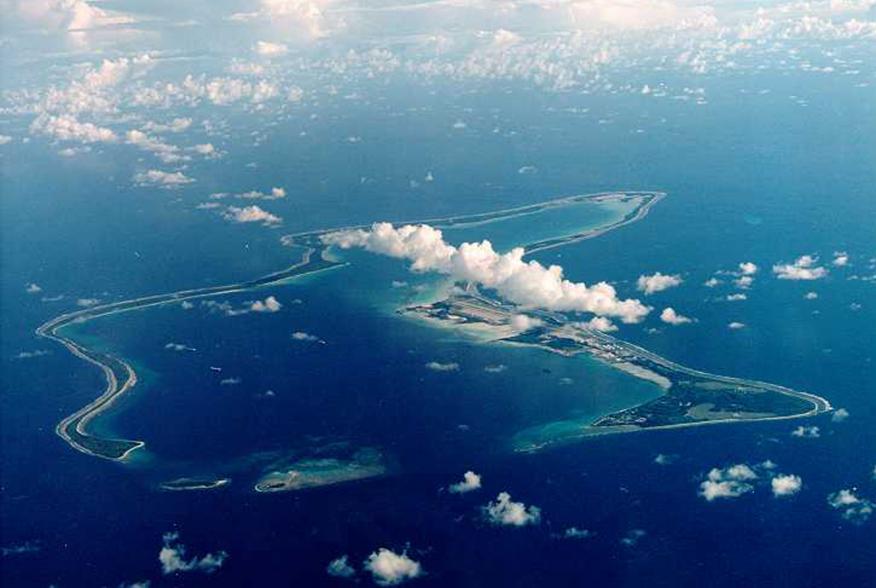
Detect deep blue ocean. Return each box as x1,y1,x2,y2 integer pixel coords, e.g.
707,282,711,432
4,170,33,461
2,71,875,587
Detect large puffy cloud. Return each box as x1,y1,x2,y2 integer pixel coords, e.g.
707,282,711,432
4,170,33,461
483,491,541,526
363,548,423,586
324,223,650,323
773,255,828,280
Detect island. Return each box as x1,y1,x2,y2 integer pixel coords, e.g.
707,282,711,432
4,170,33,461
254,448,387,492
403,291,831,452
36,190,831,466
159,477,231,491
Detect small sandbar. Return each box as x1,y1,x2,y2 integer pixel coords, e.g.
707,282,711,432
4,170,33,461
614,362,672,390
254,448,386,493
159,477,231,491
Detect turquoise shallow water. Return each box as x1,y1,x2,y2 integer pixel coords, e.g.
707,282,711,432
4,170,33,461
2,72,874,587
61,196,660,471
440,196,639,251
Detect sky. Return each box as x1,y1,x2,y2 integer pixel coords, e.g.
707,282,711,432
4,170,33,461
1,0,874,171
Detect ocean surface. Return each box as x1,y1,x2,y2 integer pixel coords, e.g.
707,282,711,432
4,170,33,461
2,72,875,587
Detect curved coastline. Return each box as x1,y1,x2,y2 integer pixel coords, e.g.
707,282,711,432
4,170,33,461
37,189,830,462
36,247,347,460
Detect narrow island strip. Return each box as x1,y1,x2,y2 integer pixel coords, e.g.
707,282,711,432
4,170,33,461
38,190,831,463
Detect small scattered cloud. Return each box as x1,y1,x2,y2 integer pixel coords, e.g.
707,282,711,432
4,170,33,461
660,307,692,325
831,408,850,423
832,251,849,267
701,461,806,501
30,114,117,144
159,532,227,575
804,291,819,300
250,295,282,312
25,283,42,294
699,464,758,501
484,364,507,373
483,492,541,526
2,540,41,557
726,293,747,301
448,470,481,494
562,527,592,540
255,41,289,56
143,118,191,133
738,262,758,275
14,349,51,360
425,361,459,372
637,272,683,295
134,169,194,188
791,425,820,439
363,548,423,586
773,255,828,280
76,297,100,307
164,342,195,352
223,205,281,225
125,130,187,164
327,555,356,579
211,187,286,201
704,277,721,288
654,453,678,465
771,474,803,497
734,275,754,289
620,529,646,547
292,331,323,343
728,321,746,330
827,489,874,524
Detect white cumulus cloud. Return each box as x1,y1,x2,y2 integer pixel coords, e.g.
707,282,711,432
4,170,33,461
699,464,758,501
771,474,803,497
449,470,482,494
324,223,650,323
636,272,683,295
363,548,423,586
773,255,828,280
159,532,227,575
327,554,356,578
223,205,281,225
133,169,194,188
483,491,541,526
827,489,874,524
660,307,692,325
250,295,282,312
